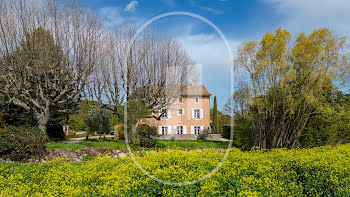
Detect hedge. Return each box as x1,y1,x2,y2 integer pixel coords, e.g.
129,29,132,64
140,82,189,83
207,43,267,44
0,126,47,161
1,144,350,196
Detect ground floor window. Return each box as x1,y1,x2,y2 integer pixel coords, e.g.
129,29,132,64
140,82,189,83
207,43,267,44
161,126,168,135
176,126,183,134
194,126,200,134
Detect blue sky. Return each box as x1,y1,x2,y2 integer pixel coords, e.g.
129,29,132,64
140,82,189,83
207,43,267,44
87,0,350,110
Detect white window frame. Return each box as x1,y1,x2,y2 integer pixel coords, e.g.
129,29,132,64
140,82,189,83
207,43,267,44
177,108,184,116
160,109,171,119
160,109,167,119
194,126,200,134
161,126,168,135
194,109,200,119
179,97,183,104
176,126,184,134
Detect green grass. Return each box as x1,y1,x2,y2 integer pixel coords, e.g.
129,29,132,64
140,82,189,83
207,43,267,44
47,139,229,151
157,140,229,149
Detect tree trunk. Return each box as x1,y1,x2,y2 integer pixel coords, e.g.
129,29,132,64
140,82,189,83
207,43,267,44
37,114,49,134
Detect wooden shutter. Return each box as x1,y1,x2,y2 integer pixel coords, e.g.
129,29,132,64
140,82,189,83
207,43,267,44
200,109,203,119
200,126,204,133
158,126,162,135
183,126,187,134
191,126,194,134
167,109,171,118
168,126,171,135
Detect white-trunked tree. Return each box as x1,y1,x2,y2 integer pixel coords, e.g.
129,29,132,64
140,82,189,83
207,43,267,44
0,0,102,134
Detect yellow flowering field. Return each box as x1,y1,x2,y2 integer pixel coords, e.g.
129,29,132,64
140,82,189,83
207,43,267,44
1,144,350,196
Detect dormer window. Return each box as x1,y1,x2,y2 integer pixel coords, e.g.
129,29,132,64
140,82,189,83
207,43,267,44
195,97,199,103
179,97,183,104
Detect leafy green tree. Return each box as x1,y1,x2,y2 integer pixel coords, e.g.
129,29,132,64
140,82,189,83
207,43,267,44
84,108,112,139
137,125,157,148
233,28,350,148
0,28,79,134
301,91,350,147
212,96,220,134
126,100,151,144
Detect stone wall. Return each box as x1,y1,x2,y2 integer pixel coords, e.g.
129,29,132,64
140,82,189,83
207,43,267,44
157,134,222,141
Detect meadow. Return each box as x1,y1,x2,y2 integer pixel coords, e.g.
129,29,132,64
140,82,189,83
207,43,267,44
1,144,350,196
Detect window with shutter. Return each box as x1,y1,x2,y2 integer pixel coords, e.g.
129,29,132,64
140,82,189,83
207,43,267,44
193,109,200,119
161,126,168,135
176,126,183,134
194,126,200,134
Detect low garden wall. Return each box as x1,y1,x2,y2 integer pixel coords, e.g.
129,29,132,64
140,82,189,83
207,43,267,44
157,134,222,141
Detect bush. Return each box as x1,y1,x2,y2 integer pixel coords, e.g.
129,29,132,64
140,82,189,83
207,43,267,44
137,125,157,148
68,130,76,136
69,119,86,132
0,116,5,128
85,108,112,138
0,126,48,161
197,129,209,141
118,124,125,140
1,144,350,196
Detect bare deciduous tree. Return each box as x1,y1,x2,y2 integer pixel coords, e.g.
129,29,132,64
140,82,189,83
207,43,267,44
85,26,195,120
0,0,102,133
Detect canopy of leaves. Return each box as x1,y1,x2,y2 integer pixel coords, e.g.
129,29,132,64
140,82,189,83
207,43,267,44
233,28,350,148
84,108,112,135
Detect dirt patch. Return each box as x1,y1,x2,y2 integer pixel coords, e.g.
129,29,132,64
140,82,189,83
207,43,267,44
45,148,128,162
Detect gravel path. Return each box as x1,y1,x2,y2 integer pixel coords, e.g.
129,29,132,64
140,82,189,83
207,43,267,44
67,135,114,141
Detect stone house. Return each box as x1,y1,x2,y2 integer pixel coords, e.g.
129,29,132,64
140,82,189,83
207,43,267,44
143,84,211,135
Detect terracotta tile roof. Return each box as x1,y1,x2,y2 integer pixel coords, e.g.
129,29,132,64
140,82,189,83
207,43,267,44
180,84,211,97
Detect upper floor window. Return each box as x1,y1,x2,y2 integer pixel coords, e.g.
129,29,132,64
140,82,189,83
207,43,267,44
195,97,199,103
178,108,184,116
194,109,200,119
179,97,183,104
160,109,168,119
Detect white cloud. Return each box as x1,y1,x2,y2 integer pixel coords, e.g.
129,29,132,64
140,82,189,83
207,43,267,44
100,7,125,28
124,1,138,12
263,0,350,37
189,0,223,15
161,0,175,8
198,6,223,15
99,7,146,29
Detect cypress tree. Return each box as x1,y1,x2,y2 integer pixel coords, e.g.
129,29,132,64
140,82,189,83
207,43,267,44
213,96,220,134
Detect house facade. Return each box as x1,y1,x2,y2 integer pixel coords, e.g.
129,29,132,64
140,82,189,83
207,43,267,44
144,84,211,135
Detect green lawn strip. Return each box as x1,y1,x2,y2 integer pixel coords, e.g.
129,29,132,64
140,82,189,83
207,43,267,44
156,140,229,149
47,139,229,151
